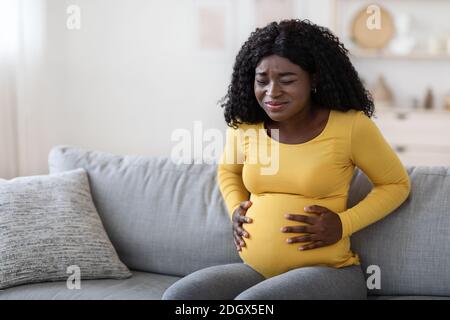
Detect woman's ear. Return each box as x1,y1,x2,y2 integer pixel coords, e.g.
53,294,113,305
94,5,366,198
310,73,318,93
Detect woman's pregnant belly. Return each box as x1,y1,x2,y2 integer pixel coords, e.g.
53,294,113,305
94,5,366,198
239,193,359,279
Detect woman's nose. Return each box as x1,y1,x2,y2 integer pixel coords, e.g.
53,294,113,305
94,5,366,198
266,82,282,97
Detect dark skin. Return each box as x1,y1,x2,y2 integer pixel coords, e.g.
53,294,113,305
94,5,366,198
232,54,342,252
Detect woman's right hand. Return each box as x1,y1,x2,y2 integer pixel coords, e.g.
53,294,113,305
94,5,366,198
232,200,253,252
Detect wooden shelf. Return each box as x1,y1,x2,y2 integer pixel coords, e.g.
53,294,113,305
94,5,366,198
374,107,450,115
349,49,450,60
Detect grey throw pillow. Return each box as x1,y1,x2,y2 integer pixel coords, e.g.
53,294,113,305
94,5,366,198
0,168,132,290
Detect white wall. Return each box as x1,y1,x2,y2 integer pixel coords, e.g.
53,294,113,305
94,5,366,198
0,0,20,179
15,0,239,176
13,0,308,176
10,0,450,177
0,63,19,179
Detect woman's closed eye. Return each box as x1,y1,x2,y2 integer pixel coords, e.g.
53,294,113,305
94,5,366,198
280,80,296,84
256,80,268,85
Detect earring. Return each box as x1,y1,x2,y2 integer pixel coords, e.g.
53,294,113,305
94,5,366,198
312,87,317,94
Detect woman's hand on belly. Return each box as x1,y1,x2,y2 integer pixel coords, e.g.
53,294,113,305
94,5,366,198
281,205,343,251
232,200,253,251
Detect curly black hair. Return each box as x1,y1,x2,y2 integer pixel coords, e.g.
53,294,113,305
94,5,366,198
219,19,375,129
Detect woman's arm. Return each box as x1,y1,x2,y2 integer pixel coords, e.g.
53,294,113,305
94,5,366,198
338,111,411,239
217,126,250,220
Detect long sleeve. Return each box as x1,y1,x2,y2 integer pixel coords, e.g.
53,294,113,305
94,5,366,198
338,111,411,239
217,126,250,220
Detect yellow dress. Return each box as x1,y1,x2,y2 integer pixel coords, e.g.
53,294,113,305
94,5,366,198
217,109,411,279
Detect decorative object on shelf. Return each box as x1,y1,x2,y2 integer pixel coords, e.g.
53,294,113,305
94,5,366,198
447,34,450,54
427,36,445,55
388,13,416,55
394,145,407,153
351,4,395,49
371,75,394,109
445,92,450,111
423,87,434,110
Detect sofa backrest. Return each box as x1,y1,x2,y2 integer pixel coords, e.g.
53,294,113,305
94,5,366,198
49,146,450,296
349,166,450,297
48,146,240,277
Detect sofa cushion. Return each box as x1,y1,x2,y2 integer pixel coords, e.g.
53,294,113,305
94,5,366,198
0,271,179,300
0,168,132,290
48,146,240,277
349,166,450,297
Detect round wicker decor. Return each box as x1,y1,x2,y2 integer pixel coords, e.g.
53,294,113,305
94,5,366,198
351,5,395,49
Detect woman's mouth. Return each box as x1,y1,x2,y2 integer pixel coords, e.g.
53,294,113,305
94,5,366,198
265,102,288,112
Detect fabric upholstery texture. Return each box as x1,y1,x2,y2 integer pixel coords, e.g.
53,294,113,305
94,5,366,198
0,271,178,300
0,168,131,290
48,145,240,277
38,145,450,299
349,166,450,297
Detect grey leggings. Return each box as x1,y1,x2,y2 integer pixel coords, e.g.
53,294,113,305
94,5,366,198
162,263,367,300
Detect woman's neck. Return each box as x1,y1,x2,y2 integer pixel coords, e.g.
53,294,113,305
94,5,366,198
267,105,321,134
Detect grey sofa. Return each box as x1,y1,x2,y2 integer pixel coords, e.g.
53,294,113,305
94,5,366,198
1,145,449,300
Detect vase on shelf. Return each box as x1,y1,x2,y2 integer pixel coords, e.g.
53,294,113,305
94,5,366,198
371,75,394,110
388,13,416,55
444,92,450,111
423,88,434,110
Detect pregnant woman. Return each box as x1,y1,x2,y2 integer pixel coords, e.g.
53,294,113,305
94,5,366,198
162,19,410,300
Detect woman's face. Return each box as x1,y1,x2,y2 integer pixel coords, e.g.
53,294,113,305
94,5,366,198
254,54,314,122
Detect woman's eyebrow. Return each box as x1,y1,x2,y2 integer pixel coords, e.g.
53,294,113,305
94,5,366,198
255,71,297,76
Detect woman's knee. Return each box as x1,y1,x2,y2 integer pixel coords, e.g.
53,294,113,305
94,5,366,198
162,263,264,300
162,266,223,300
235,265,367,300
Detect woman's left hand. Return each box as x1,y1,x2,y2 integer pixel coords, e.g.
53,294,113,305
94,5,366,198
281,205,342,250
